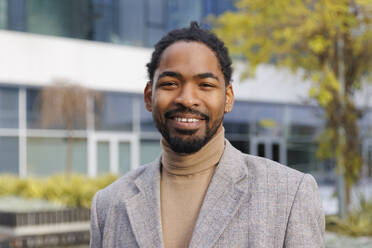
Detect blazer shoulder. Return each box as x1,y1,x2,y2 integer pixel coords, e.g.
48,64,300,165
223,140,307,190
245,153,304,177
241,152,308,196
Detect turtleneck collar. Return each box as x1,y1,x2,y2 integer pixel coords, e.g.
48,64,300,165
161,126,225,176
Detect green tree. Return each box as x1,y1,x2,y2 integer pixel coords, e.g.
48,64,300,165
213,0,372,208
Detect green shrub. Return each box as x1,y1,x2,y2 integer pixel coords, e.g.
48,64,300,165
0,174,118,208
326,195,372,237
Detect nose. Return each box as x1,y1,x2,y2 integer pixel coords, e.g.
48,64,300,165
174,83,200,108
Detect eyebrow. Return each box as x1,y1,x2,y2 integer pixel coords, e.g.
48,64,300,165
157,71,183,81
194,73,220,82
157,71,220,82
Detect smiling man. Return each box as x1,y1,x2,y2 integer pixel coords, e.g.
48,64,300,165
90,22,325,248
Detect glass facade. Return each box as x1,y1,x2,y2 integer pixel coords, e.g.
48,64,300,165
1,0,236,47
95,92,133,131
0,136,19,174
140,100,158,132
26,0,92,39
117,0,145,45
91,0,117,42
96,141,110,174
168,0,203,30
26,88,41,129
287,141,318,173
0,0,6,29
98,0,205,46
203,0,236,17
0,87,18,128
140,140,161,165
225,101,285,137
288,105,323,138
27,137,87,176
0,83,364,183
27,88,86,130
119,141,131,174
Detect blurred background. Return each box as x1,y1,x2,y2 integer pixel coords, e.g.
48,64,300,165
0,0,371,247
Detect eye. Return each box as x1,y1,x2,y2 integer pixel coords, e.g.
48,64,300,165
200,82,215,88
158,81,178,88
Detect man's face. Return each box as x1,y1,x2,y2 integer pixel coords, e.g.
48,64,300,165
144,41,234,154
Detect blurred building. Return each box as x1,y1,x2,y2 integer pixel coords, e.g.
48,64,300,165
0,0,371,183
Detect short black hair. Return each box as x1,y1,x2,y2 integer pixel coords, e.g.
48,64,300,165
146,21,232,86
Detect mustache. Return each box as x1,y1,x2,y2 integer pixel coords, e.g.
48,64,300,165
164,107,209,121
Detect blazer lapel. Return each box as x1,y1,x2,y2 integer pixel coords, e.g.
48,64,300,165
125,160,164,248
188,141,250,248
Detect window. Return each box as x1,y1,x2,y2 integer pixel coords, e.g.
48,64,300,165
288,105,323,138
97,141,110,174
203,0,236,17
140,100,157,132
0,137,19,174
224,101,250,135
27,88,41,129
146,0,166,28
95,92,133,131
27,137,87,177
168,0,202,30
119,141,131,174
287,141,318,173
0,87,18,128
225,101,283,136
27,88,87,130
140,139,161,164
0,0,7,29
26,0,92,39
116,0,145,46
144,0,168,46
92,0,118,42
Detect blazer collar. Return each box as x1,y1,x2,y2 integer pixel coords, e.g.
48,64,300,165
125,140,249,248
124,157,164,248
188,140,250,248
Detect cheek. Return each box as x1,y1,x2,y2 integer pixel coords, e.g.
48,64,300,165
154,91,174,108
206,102,226,121
152,95,173,121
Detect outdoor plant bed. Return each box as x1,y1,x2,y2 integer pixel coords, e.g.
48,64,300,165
0,197,90,248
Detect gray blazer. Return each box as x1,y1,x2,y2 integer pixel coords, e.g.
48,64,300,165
90,140,325,248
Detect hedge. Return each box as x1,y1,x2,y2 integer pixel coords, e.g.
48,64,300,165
0,174,118,208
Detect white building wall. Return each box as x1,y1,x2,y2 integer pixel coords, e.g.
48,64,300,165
1,29,371,105
0,29,315,105
0,30,150,93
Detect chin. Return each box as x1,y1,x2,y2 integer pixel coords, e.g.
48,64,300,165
167,135,207,154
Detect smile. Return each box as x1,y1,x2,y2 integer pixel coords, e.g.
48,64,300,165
173,117,200,123
168,115,204,131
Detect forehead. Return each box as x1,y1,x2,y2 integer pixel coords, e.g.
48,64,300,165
156,41,223,78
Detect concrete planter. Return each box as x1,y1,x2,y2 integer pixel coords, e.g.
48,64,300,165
0,208,90,247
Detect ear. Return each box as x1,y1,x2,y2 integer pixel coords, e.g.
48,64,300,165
224,84,234,113
144,82,153,112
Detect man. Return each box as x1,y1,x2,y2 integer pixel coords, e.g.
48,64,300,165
90,22,325,248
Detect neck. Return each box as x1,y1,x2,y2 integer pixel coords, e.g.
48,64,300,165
161,126,225,175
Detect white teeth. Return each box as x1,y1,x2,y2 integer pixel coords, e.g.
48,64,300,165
175,117,199,123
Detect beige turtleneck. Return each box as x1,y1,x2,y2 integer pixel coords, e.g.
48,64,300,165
160,127,225,248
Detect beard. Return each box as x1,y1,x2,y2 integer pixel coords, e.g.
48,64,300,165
154,107,223,154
